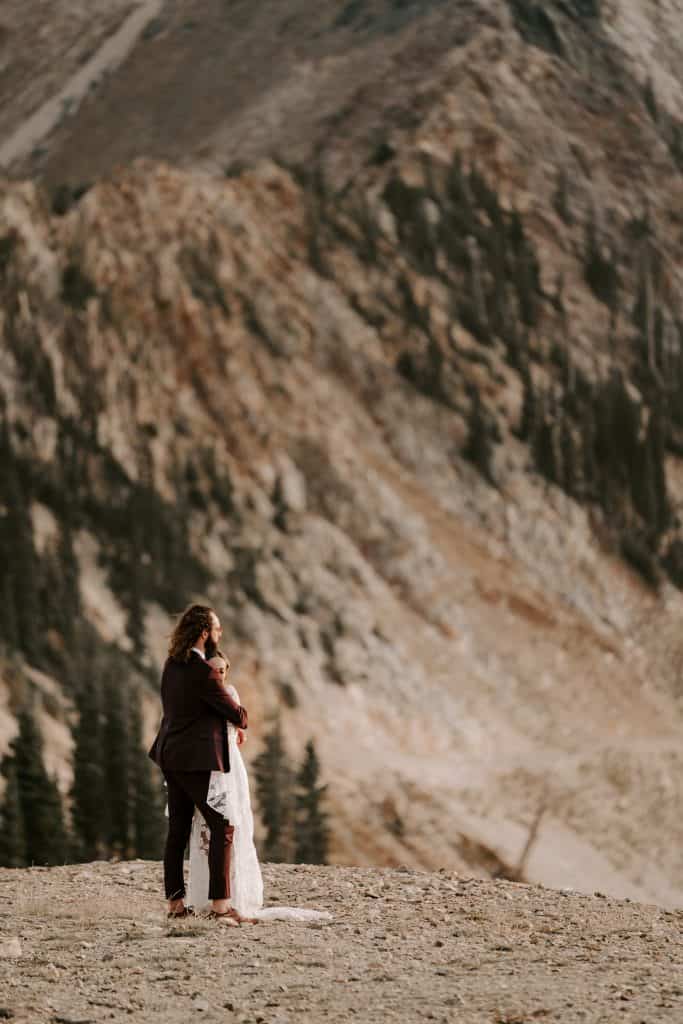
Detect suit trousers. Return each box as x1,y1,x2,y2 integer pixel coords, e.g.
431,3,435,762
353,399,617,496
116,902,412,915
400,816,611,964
163,770,234,902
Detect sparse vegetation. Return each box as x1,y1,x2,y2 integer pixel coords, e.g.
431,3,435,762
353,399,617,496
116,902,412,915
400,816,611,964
61,260,96,309
254,723,330,864
464,386,496,485
0,706,67,867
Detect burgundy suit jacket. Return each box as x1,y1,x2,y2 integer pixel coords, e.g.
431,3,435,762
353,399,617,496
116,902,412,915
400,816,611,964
148,652,248,773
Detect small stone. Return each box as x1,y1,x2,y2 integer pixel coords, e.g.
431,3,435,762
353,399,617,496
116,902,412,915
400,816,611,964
192,997,209,1012
52,1017,95,1024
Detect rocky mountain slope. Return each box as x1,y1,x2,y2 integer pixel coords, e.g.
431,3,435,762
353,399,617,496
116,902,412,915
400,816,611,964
2,861,683,1024
2,1,683,903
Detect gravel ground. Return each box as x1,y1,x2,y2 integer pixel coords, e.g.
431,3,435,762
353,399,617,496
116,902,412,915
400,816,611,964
1,862,682,1023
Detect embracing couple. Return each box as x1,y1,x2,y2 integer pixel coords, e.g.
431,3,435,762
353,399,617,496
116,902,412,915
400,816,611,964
149,604,255,925
149,604,329,926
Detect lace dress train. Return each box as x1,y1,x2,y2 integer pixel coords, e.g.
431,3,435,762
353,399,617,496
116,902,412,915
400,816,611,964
187,686,330,923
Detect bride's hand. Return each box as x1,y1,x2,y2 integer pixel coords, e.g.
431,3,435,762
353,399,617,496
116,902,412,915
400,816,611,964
236,729,246,747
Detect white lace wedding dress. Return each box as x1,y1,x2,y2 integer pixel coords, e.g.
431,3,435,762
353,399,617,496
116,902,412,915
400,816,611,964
187,685,330,923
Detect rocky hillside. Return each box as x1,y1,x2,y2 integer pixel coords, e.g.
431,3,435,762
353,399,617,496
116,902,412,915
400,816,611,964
2,1,683,903
2,861,683,1024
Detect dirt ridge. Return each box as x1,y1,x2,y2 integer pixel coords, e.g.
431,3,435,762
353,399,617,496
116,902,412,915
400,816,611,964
2,860,682,1024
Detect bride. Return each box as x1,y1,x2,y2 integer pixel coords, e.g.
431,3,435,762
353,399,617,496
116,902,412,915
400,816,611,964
187,654,330,925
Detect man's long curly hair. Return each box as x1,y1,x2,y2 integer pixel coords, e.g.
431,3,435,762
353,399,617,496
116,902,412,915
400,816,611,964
168,604,214,663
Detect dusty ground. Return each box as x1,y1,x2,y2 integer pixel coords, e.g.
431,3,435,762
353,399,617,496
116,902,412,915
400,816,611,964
1,861,682,1024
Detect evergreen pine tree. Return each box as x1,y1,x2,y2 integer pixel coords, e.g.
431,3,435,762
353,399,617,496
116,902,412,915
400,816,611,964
584,213,620,310
532,399,559,486
560,418,577,498
54,524,81,651
71,680,105,861
294,740,330,864
516,362,536,442
0,572,19,650
581,402,599,503
9,707,67,865
102,675,130,857
42,775,69,865
631,409,670,542
649,409,670,537
0,758,27,867
553,167,573,225
0,434,41,659
129,689,165,859
463,388,495,485
253,718,294,863
643,75,658,121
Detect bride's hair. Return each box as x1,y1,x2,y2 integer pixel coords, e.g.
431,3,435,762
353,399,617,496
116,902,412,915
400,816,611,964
168,604,214,662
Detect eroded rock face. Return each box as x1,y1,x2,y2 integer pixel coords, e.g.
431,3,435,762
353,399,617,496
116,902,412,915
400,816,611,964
1,3,683,903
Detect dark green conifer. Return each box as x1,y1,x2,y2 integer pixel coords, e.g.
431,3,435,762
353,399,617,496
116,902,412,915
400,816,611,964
643,76,658,121
71,680,105,861
129,688,165,859
41,775,69,865
0,573,19,650
102,675,130,856
0,758,27,867
464,388,496,485
9,707,67,865
631,409,669,541
294,740,330,865
560,418,578,498
581,405,599,502
0,430,41,659
253,718,294,863
534,419,558,484
553,168,573,225
516,362,536,442
584,215,620,310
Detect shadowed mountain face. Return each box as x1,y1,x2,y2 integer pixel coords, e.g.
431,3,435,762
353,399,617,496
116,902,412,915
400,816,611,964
2,0,682,189
5,0,477,185
2,2,683,900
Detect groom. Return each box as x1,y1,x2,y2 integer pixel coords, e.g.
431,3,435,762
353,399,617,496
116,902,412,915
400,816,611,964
149,604,248,919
